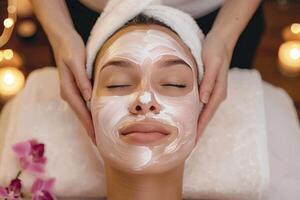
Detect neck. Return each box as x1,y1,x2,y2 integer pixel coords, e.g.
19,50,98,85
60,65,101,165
105,163,184,200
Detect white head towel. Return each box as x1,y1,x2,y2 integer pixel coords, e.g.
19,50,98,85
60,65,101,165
86,0,204,82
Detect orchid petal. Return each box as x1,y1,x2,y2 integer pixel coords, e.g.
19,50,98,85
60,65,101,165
32,144,45,158
31,178,43,193
32,194,40,200
20,157,30,170
43,178,55,191
41,190,55,200
9,179,22,194
27,162,45,173
0,185,8,197
12,141,32,158
35,156,47,164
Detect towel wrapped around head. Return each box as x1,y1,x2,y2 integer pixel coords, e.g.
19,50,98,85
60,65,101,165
86,0,204,82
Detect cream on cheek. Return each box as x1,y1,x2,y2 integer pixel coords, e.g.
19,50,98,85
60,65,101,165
91,29,203,172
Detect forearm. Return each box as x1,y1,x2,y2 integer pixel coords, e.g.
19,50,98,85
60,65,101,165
29,0,75,44
209,0,262,52
79,0,108,11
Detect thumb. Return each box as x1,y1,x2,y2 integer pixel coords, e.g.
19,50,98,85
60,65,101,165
199,58,221,103
66,56,92,101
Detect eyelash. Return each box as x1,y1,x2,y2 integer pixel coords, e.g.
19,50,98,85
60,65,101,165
106,84,131,89
106,84,186,89
161,84,186,88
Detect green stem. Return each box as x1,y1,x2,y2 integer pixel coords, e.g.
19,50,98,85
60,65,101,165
16,170,22,179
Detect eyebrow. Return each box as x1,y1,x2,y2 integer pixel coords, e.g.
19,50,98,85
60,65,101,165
99,58,192,72
158,58,192,70
100,60,136,72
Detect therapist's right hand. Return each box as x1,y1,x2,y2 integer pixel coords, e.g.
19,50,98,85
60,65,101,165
50,30,96,144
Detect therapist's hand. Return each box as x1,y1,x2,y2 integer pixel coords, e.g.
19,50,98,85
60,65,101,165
197,32,232,139
50,30,95,143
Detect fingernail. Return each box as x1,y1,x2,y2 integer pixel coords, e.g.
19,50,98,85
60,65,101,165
83,89,91,101
201,92,210,104
86,101,91,110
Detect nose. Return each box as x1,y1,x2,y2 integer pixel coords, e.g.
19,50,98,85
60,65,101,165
129,92,160,115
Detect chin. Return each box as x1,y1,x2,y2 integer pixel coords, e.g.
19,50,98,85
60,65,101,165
100,145,193,175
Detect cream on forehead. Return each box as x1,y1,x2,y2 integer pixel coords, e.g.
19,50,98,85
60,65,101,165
96,29,195,73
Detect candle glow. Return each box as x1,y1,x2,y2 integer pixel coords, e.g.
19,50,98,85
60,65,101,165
3,18,14,28
278,41,300,76
0,67,25,96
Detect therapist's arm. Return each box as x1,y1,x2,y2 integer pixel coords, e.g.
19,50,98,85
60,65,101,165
30,0,96,143
210,0,262,52
197,0,262,138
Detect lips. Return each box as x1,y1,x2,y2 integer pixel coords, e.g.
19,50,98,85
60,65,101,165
119,121,172,145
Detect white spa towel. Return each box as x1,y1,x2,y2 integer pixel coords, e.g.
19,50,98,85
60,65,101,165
86,0,204,82
0,67,271,199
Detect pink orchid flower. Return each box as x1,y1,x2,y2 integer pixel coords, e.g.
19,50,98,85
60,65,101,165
31,178,56,200
12,139,47,173
0,178,22,200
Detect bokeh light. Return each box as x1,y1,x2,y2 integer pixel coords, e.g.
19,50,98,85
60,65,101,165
278,41,300,76
3,49,14,60
7,5,16,14
3,18,14,28
0,67,25,97
291,23,300,34
17,20,37,38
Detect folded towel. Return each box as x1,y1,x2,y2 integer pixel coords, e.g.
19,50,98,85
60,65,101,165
0,68,270,199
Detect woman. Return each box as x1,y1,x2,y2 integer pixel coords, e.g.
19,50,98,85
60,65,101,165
0,1,299,200
89,14,204,199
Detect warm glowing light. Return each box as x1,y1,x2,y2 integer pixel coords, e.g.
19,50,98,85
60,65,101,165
4,72,15,86
282,23,300,41
291,23,300,34
0,0,17,47
0,49,23,69
17,20,37,38
3,18,14,28
278,41,300,76
289,47,300,60
7,5,16,14
3,49,14,60
0,67,25,96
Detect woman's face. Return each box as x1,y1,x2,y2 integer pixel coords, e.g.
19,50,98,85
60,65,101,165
91,24,203,173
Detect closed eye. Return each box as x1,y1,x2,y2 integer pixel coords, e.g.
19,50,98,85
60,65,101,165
161,83,186,88
106,84,132,89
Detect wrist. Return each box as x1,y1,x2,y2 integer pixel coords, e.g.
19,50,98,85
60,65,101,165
206,30,235,57
47,25,77,47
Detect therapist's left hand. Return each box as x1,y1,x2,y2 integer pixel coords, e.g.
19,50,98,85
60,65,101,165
197,32,233,140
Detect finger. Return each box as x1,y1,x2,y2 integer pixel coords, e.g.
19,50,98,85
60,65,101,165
196,63,228,142
199,57,222,104
58,63,96,144
65,54,92,101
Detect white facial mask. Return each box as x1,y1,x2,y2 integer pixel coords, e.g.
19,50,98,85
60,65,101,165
91,29,203,173
96,29,194,70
